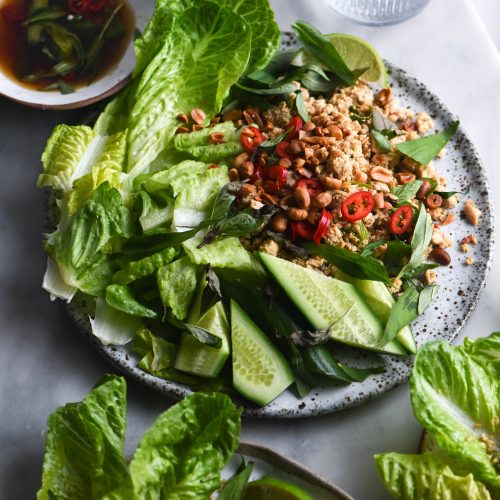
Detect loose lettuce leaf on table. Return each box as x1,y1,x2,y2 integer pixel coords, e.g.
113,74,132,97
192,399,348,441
375,453,492,500
37,375,129,500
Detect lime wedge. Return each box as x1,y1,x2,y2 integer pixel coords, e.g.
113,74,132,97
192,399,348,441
327,33,387,87
244,477,313,500
291,33,387,87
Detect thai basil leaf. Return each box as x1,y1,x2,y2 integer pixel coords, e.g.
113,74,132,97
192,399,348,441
435,185,470,199
372,108,398,131
216,212,264,239
392,180,424,202
417,284,439,314
307,243,391,284
397,121,459,165
164,311,222,349
199,266,223,319
218,460,253,499
349,106,371,123
399,205,433,279
245,69,276,84
371,129,392,153
235,81,297,95
360,239,387,257
403,262,439,279
381,283,420,346
292,21,356,85
301,70,339,92
357,220,370,242
303,345,352,384
259,128,292,148
295,91,310,122
105,284,158,318
339,363,386,382
288,343,316,398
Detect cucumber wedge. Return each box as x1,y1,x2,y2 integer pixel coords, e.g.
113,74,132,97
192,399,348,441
336,270,417,354
231,300,294,405
259,253,407,356
174,302,230,378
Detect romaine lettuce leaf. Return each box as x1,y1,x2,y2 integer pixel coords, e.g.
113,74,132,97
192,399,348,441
136,191,174,233
105,284,158,318
462,331,500,380
133,327,176,373
37,375,129,500
410,337,500,489
42,256,77,302
157,256,200,320
375,453,492,500
127,392,241,499
126,1,251,173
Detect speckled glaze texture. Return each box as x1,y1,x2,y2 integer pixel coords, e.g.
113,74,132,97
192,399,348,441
64,33,494,419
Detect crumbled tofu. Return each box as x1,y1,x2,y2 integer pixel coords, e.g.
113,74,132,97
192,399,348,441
424,269,437,285
465,256,475,266
416,111,434,135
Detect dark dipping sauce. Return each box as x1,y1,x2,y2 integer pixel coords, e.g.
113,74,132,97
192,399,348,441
0,0,134,92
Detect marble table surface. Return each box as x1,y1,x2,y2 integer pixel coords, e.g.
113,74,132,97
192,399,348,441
1,0,499,498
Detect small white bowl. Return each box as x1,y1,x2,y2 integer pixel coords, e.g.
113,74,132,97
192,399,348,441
0,0,153,110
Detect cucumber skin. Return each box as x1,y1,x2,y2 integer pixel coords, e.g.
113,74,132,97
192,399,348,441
231,300,294,406
336,271,417,354
259,253,407,356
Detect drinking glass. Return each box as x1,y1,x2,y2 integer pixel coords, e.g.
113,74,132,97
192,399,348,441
327,0,431,25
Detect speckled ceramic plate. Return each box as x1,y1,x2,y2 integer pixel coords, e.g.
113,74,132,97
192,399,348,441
64,33,494,418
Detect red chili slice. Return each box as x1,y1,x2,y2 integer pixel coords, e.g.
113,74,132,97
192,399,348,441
286,116,303,140
290,221,315,241
240,126,264,153
341,191,374,222
275,141,292,159
86,0,107,12
295,178,323,197
313,208,333,245
68,0,90,14
267,165,288,187
389,205,413,235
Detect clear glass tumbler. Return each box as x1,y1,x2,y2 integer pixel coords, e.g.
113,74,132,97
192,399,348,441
327,0,431,26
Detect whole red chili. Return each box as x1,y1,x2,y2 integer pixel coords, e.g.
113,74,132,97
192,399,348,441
286,116,303,140
389,205,414,235
290,221,315,241
275,141,292,159
240,126,264,153
313,208,333,245
295,178,323,197
341,191,374,222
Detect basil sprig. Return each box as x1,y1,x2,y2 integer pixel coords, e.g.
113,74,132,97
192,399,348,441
392,180,424,203
305,243,391,284
397,121,459,165
370,129,392,153
295,90,310,122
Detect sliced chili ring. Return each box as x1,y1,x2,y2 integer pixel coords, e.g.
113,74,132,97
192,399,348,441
275,141,292,159
389,204,413,235
240,126,265,153
295,178,323,197
68,0,90,14
86,0,107,12
340,191,374,222
250,166,264,183
286,116,303,140
290,221,315,241
313,208,333,245
267,165,288,188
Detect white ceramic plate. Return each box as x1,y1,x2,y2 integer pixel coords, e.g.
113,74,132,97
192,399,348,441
63,35,494,418
0,0,153,109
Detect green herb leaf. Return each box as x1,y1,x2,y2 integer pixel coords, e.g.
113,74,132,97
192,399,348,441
382,283,420,346
357,220,370,243
392,180,424,202
360,239,386,257
259,129,291,148
306,243,391,284
384,240,411,276
218,460,253,499
417,284,439,314
106,284,158,318
235,81,297,95
399,204,433,279
292,21,356,85
349,106,371,123
303,345,353,384
403,262,439,279
216,212,264,239
397,121,459,165
372,108,397,131
301,69,338,92
371,129,392,153
23,6,66,25
165,311,222,349
295,91,310,122
435,185,470,199
339,363,386,382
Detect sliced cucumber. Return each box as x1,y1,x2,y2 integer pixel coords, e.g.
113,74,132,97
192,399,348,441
259,253,406,356
174,302,230,378
336,270,417,354
231,300,294,405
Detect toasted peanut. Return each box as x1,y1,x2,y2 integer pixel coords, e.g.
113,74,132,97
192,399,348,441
294,187,311,209
374,192,385,209
314,147,329,162
228,168,240,182
190,108,206,124
396,172,416,184
177,113,189,124
354,170,368,184
430,247,451,266
370,166,393,183
374,88,392,107
383,201,392,210
303,121,315,132
176,126,190,134
232,152,250,169
319,175,342,190
223,108,242,121
270,213,288,233
298,130,309,140
425,193,442,209
304,147,314,161
464,200,481,226
296,167,313,178
302,136,323,145
312,192,332,208
192,124,204,131
243,109,263,128
209,132,225,144
279,157,292,168
292,157,306,170
241,127,255,137
289,140,302,155
327,123,343,140
417,179,432,200
238,161,254,178
288,207,309,221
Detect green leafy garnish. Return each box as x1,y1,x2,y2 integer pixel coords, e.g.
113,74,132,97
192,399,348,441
392,180,424,202
397,121,459,165
218,460,254,499
295,91,310,122
370,129,392,153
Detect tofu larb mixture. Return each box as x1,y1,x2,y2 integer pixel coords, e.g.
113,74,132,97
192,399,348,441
216,83,480,288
